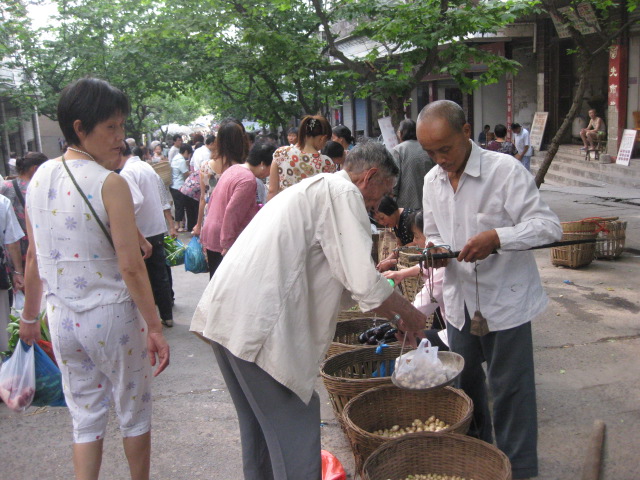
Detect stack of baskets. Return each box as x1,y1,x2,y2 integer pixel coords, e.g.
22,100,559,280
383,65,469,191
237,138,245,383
342,385,473,474
362,433,512,480
550,219,599,268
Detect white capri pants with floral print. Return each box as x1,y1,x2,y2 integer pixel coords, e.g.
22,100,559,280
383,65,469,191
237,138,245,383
48,300,152,443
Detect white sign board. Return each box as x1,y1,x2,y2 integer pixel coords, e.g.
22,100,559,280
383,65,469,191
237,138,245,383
615,129,638,166
378,117,398,151
529,112,549,151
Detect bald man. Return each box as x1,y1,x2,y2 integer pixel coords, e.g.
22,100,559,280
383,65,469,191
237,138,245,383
417,100,562,480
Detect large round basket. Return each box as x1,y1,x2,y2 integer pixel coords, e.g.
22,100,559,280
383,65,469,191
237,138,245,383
320,345,402,422
550,220,598,268
362,433,512,480
397,251,425,303
342,385,473,475
595,219,627,259
328,317,396,358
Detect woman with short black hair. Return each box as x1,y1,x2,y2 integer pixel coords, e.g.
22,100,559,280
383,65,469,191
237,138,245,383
0,152,48,271
485,124,517,156
19,76,169,480
374,195,418,272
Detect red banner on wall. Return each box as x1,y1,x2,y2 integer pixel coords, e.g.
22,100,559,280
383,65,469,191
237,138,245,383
608,44,628,151
608,45,622,108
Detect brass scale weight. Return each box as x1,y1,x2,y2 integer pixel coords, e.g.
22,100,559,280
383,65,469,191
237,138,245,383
395,238,601,337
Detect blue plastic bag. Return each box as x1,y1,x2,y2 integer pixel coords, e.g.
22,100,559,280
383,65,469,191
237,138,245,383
372,344,395,378
184,236,208,274
31,342,66,407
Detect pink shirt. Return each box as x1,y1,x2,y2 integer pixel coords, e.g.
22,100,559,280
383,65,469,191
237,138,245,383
200,164,258,252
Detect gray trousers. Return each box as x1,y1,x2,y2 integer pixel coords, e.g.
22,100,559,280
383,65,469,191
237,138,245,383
447,307,538,479
211,342,322,480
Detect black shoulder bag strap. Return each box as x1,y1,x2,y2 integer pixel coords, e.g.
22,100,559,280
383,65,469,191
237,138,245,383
61,156,115,250
12,179,26,209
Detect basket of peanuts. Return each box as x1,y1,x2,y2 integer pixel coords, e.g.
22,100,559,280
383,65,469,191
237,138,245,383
362,432,512,480
342,384,473,475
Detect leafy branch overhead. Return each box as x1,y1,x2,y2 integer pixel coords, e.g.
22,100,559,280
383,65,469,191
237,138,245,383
7,0,539,133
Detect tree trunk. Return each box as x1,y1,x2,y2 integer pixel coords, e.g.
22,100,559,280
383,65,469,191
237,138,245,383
535,53,591,188
387,94,408,130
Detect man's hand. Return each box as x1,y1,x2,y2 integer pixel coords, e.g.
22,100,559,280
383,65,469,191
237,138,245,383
376,258,397,272
425,242,450,269
458,229,500,263
394,329,425,347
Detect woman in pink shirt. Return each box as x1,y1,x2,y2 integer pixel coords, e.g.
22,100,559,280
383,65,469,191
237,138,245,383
200,124,274,278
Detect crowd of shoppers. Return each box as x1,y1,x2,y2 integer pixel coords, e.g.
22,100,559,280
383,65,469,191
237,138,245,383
6,76,565,480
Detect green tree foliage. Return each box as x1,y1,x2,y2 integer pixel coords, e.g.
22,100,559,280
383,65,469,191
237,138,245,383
1,0,37,117
7,0,539,134
6,0,206,139
141,91,210,141
171,0,350,132
312,0,534,127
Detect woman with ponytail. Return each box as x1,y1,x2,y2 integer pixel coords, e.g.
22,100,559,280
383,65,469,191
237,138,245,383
267,115,335,201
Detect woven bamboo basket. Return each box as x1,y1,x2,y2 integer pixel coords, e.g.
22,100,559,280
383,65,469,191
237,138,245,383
397,250,425,303
327,317,396,358
336,309,366,322
343,385,473,475
377,228,397,264
363,433,512,480
595,220,627,259
151,161,172,186
550,220,598,268
320,345,402,422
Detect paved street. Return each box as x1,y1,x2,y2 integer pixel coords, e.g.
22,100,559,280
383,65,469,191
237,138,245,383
2,181,640,479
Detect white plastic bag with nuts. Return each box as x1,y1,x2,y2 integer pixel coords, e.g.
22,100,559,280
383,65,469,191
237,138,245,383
393,338,451,390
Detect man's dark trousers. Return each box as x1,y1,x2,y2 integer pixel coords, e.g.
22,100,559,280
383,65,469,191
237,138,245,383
447,305,538,479
145,233,173,322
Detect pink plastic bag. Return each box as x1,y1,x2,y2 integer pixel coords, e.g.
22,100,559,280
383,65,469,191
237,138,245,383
322,450,346,480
